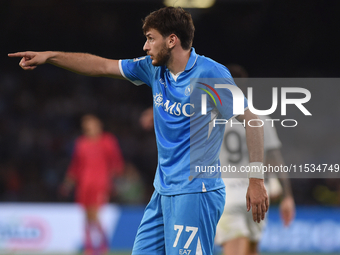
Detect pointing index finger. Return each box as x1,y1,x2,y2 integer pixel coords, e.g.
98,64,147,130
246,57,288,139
8,52,28,58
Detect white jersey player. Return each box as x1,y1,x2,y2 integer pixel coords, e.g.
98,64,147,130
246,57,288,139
215,115,295,255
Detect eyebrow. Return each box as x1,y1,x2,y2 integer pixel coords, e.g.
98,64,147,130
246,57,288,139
146,33,153,37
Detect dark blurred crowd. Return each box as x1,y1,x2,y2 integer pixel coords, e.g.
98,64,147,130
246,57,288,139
0,69,157,203
1,0,340,205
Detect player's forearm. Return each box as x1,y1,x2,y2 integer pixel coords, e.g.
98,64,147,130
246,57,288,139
265,149,293,197
245,118,264,163
46,51,115,77
279,177,293,197
236,110,264,163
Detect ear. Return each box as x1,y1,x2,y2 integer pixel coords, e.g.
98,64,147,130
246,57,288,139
168,34,178,49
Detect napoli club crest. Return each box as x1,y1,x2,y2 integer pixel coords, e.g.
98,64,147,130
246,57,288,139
184,85,192,96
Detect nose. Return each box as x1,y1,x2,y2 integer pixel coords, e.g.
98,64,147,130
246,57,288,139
143,40,149,52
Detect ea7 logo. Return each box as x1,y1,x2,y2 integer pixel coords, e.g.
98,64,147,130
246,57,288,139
202,85,312,116
179,249,191,255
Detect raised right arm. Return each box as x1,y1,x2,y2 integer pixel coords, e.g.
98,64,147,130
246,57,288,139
8,51,122,79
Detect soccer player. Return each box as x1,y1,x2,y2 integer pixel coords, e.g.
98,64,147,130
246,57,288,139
59,114,124,255
215,65,295,255
9,7,269,255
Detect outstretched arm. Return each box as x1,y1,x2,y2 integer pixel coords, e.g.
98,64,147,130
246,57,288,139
236,109,269,223
8,51,122,78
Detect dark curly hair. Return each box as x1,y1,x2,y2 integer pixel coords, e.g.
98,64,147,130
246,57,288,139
142,7,195,50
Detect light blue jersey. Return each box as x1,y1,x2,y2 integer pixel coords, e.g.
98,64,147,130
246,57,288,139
119,48,248,195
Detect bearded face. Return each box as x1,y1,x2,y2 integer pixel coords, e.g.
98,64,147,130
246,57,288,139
143,29,172,67
151,41,171,66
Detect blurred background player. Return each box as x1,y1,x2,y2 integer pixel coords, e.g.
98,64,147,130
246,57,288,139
215,64,295,255
60,114,124,255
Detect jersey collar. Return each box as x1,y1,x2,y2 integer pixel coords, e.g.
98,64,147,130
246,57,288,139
184,47,198,71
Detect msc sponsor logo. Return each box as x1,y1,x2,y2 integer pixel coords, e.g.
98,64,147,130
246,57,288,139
163,100,194,117
153,92,194,117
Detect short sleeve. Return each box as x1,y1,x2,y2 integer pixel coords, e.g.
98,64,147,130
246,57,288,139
119,56,155,87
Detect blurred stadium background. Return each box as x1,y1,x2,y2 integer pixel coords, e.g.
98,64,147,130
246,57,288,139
1,0,340,254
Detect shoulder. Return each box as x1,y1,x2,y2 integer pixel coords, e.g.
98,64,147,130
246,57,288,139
196,55,231,78
132,55,152,64
120,55,160,85
122,55,153,68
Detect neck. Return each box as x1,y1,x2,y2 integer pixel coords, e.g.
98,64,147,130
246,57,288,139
166,47,191,74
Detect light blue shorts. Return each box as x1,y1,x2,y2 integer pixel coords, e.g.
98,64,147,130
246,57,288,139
132,188,225,255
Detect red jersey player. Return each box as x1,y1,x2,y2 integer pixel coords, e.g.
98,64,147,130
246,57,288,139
60,114,124,255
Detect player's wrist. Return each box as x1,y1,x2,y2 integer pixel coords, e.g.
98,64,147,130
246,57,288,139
247,162,264,179
45,51,58,64
282,194,294,202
